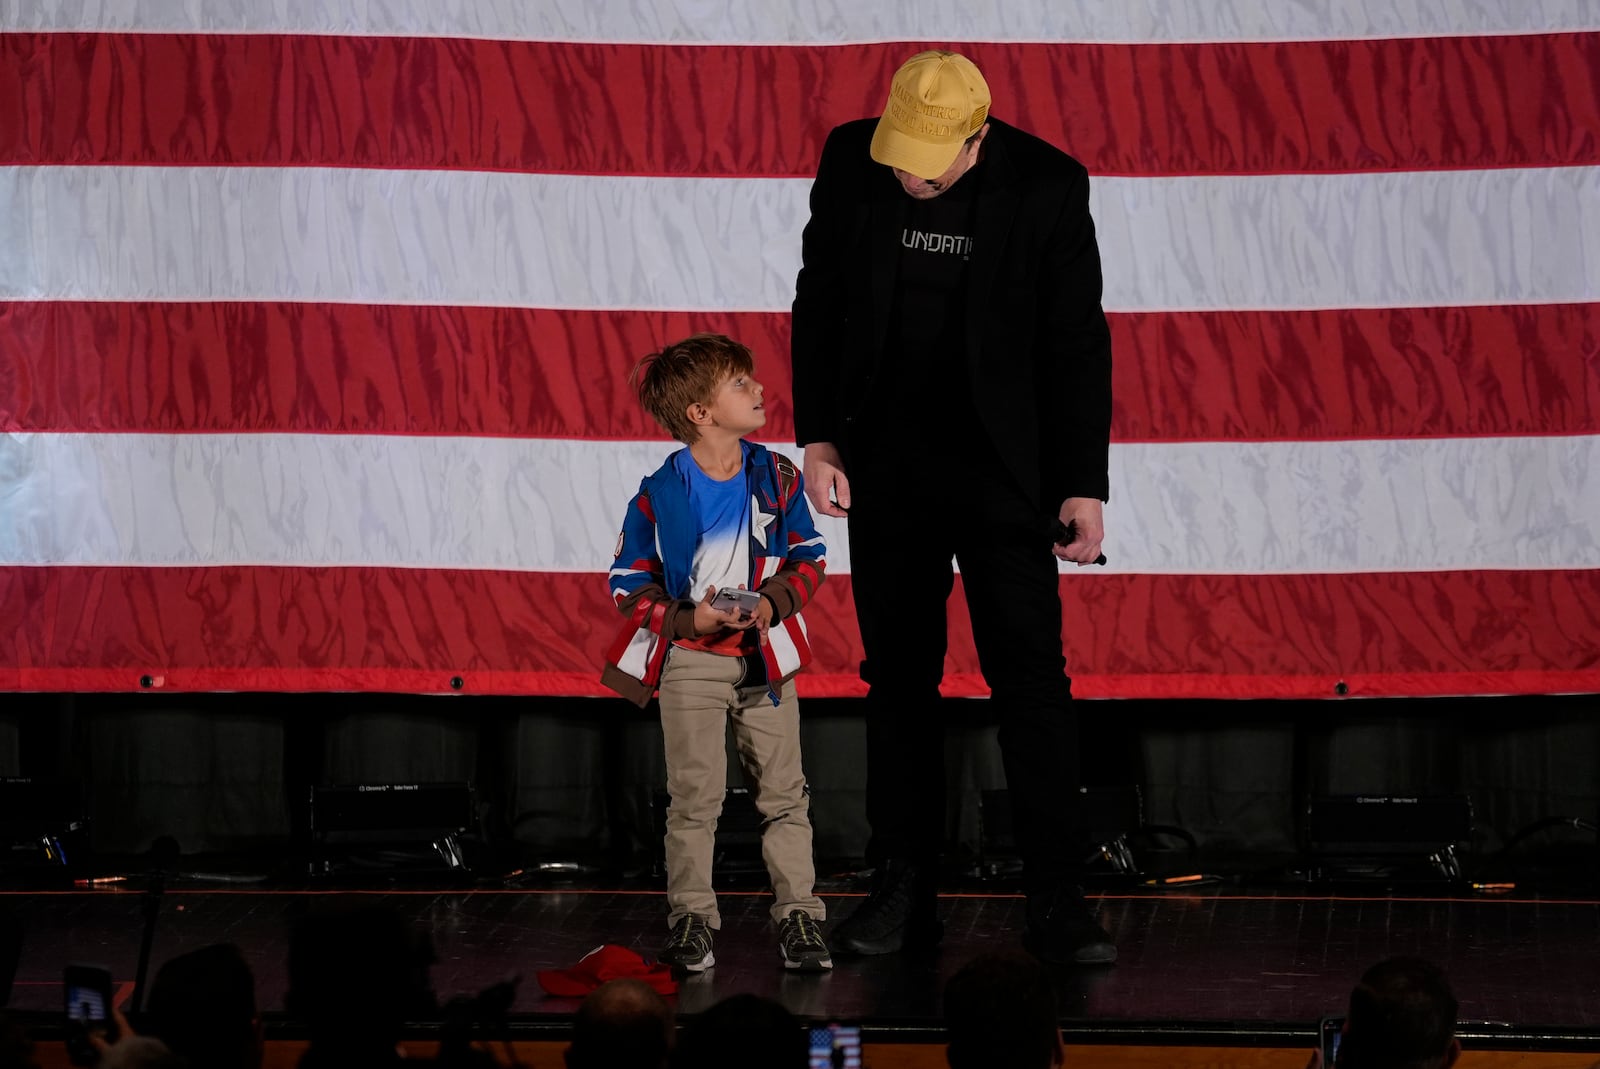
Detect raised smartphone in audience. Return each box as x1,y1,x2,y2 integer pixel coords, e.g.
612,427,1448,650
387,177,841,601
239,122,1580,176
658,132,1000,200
1320,1014,1345,1066
808,1020,862,1069
63,963,116,1067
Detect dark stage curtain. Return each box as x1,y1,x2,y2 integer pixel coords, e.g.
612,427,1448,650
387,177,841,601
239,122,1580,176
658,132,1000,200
4,694,1596,865
0,713,17,777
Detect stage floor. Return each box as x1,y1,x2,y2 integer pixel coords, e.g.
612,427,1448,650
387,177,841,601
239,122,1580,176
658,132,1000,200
5,867,1599,1049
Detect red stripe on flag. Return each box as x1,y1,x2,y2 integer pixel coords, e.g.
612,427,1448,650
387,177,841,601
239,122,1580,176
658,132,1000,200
5,33,1598,176
10,665,1595,699
1112,303,1600,443
5,567,1597,698
5,301,1597,442
15,662,1600,697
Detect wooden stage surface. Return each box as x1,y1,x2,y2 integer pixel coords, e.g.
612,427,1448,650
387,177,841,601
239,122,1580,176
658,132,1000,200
4,867,1598,1068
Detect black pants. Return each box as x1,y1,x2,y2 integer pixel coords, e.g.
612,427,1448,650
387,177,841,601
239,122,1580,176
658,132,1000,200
845,442,1086,890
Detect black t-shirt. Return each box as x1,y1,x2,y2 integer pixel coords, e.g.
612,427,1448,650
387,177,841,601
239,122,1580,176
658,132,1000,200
858,165,982,463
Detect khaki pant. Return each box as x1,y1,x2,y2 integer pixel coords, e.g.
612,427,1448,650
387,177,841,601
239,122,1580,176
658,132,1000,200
658,646,825,927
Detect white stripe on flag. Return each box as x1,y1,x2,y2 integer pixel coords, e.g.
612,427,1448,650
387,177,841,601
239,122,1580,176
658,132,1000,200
7,0,1598,44
3,434,1597,575
4,166,1598,312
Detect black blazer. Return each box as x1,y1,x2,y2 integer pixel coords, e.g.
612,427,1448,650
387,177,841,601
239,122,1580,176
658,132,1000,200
791,116,1113,510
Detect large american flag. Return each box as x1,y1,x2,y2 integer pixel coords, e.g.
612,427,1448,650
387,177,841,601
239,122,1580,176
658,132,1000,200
3,3,1597,699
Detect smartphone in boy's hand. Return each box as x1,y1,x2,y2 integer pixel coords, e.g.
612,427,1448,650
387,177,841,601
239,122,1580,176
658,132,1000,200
709,587,763,619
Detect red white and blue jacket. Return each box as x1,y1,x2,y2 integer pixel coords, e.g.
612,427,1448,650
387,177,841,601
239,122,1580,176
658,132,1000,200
601,442,827,707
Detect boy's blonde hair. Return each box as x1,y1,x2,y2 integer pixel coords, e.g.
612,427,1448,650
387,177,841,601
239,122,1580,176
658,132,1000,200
631,333,756,444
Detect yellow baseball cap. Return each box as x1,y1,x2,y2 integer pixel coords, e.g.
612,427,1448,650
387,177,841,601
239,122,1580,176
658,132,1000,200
870,51,991,179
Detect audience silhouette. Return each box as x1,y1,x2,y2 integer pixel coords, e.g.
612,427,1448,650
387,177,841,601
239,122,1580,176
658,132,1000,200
943,951,1065,1069
286,900,438,1069
670,994,807,1069
1312,956,1460,1069
144,944,261,1069
565,978,674,1069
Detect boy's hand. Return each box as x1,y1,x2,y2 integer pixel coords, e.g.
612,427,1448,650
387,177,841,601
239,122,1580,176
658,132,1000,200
752,593,775,643
721,587,773,635
693,587,746,635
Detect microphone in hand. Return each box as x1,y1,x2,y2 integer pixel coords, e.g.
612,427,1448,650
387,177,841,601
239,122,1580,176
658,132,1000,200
1050,519,1108,566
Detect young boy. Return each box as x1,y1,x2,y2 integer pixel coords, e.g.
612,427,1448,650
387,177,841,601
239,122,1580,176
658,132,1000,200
601,333,831,972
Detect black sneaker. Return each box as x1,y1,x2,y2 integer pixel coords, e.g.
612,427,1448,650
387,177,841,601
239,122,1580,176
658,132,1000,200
832,859,943,956
1022,885,1116,966
777,910,833,971
658,914,715,972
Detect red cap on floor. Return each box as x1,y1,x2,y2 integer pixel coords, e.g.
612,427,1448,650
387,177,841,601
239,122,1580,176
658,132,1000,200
536,943,677,997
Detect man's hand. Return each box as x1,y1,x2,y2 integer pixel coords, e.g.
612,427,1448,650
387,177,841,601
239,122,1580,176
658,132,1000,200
1054,497,1105,565
802,442,851,518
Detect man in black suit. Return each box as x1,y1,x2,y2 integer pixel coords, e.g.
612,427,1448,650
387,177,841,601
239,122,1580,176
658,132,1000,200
790,50,1115,965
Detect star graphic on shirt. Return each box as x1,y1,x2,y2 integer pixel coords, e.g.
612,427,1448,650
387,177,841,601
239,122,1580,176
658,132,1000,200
751,496,776,549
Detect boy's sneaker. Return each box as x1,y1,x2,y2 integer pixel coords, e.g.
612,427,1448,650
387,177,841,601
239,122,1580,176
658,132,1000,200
658,914,715,972
778,909,833,971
